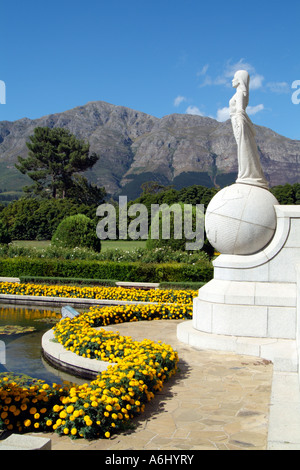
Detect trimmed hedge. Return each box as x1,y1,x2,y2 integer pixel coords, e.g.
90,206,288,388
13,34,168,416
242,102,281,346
159,281,206,290
0,258,213,283
19,276,118,287
18,277,205,290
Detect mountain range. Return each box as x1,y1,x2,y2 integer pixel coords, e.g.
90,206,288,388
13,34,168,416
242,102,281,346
1,100,300,200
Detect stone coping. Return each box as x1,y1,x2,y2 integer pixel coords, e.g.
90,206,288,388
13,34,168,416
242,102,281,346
0,277,20,283
0,293,162,308
42,329,117,380
116,281,160,289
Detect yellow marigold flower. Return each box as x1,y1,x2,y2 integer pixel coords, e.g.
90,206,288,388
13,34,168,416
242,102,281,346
63,427,69,435
71,428,77,436
24,419,31,427
105,431,110,438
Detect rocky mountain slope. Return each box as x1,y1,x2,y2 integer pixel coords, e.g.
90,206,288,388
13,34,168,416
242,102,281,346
0,100,300,200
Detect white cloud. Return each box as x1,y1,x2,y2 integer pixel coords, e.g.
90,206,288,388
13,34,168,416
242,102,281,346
216,103,264,122
198,75,213,88
223,59,255,79
197,64,209,76
216,106,230,122
198,59,264,90
174,95,187,107
224,61,264,90
249,74,264,90
185,105,204,116
247,104,264,115
266,81,290,94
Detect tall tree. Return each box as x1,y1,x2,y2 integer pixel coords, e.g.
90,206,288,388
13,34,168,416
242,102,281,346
15,127,99,199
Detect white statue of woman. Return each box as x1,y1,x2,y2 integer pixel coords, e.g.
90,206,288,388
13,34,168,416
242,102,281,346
229,70,269,189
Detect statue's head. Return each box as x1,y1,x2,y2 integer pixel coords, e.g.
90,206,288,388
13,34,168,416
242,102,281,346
232,70,250,95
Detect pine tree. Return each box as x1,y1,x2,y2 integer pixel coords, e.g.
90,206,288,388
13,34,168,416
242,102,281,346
16,127,99,199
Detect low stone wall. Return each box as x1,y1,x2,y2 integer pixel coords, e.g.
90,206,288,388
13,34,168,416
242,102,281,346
41,329,116,380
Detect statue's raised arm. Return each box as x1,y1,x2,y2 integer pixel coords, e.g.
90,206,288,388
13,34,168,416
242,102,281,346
229,70,269,189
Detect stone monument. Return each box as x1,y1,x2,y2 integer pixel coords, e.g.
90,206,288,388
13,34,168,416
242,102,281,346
177,70,300,374
205,70,279,256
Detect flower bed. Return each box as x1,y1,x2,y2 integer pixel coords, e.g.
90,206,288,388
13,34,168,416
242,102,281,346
0,289,193,440
0,281,197,305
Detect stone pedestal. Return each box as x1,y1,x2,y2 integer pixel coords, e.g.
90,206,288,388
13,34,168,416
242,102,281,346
177,205,300,372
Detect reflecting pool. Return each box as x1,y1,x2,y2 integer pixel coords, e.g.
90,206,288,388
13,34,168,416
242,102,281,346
0,304,85,384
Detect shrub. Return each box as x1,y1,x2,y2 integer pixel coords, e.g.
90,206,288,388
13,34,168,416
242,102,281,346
144,203,216,256
0,226,11,245
51,214,101,252
0,243,211,264
0,198,98,241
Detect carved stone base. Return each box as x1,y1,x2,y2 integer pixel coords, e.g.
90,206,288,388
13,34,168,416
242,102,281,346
177,205,300,373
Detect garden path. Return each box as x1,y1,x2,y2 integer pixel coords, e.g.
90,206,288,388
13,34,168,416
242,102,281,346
35,319,273,450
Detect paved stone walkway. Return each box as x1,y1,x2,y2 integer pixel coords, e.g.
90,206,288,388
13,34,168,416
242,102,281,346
34,320,273,451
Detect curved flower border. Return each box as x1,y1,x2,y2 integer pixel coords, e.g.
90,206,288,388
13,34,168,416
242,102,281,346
0,293,194,440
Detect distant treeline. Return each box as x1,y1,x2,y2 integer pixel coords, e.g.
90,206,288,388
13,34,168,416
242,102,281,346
0,182,299,242
270,182,300,205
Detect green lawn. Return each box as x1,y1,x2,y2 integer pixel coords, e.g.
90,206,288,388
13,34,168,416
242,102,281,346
12,240,147,252
100,240,146,252
12,240,51,250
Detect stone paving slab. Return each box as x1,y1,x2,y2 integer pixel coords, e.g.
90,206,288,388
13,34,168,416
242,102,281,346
0,434,51,450
31,320,273,451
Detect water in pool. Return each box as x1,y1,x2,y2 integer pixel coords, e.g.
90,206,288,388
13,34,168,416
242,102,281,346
0,304,85,385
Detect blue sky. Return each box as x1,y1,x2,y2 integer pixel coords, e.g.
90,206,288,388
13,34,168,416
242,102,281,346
1,0,300,140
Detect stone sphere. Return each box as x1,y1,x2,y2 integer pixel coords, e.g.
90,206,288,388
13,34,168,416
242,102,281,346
205,183,279,255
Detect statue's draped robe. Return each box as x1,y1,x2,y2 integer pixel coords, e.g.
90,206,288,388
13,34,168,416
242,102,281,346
230,99,269,190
